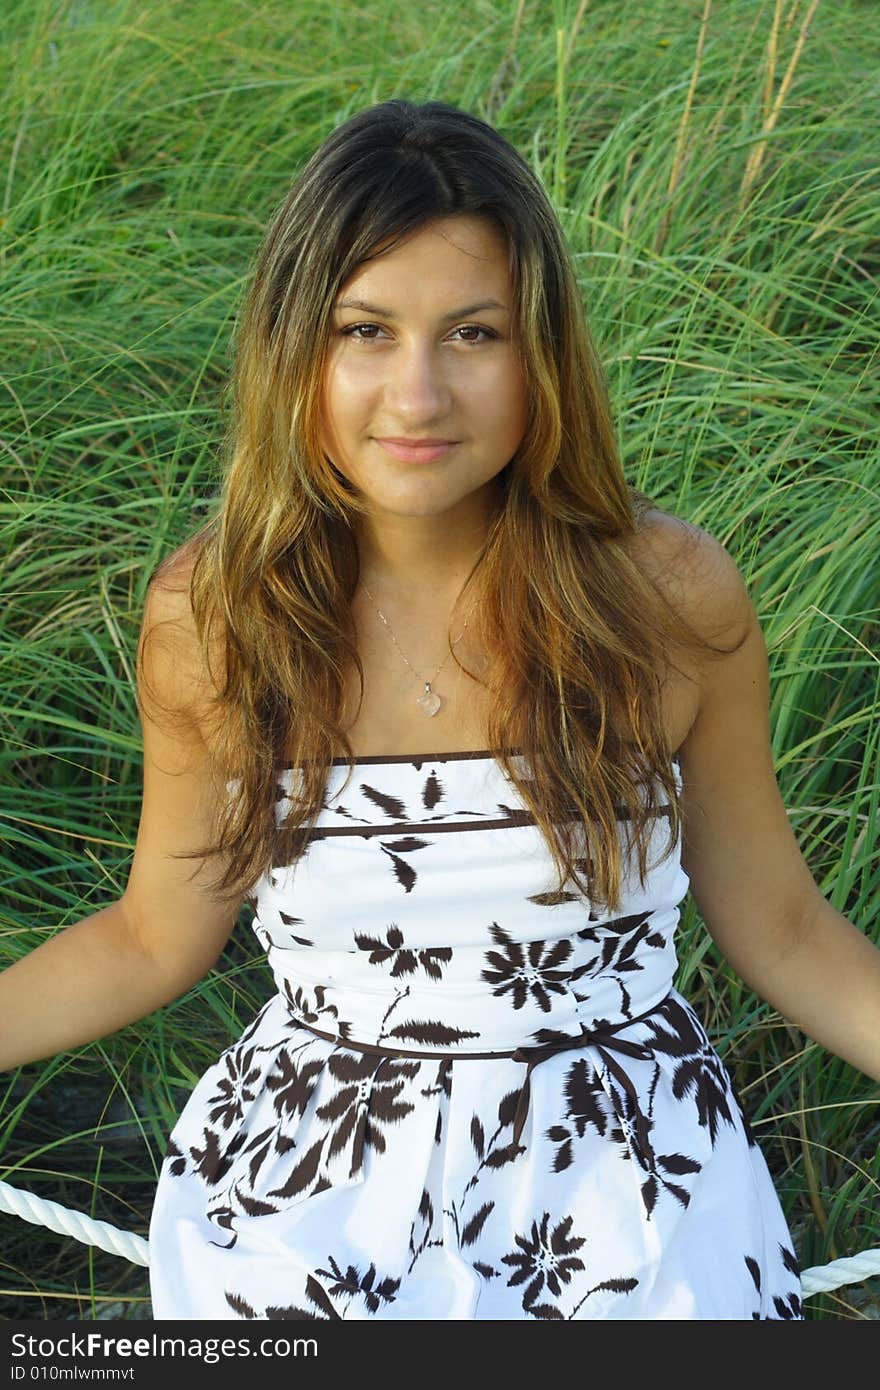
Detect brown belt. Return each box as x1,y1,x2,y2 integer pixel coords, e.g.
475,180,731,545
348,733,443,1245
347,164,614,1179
289,995,668,1154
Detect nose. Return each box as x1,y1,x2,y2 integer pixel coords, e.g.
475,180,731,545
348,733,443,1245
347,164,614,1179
382,339,453,423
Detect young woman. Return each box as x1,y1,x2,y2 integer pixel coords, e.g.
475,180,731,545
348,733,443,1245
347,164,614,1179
3,99,878,1322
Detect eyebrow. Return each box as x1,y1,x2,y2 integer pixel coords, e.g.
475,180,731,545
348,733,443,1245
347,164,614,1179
333,296,509,321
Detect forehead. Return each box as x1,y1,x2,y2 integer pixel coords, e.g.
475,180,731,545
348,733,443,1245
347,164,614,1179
340,215,513,295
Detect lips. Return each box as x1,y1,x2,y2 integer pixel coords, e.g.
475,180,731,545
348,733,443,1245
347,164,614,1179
375,439,457,463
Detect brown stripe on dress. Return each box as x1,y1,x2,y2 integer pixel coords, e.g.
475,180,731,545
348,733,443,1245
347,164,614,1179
286,994,671,1152
298,804,672,841
277,747,524,770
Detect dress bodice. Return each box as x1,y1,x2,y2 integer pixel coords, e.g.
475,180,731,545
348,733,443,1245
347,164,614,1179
249,751,689,1054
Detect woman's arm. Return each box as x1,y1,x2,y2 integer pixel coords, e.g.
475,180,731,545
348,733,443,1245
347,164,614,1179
653,518,880,1082
0,561,241,1072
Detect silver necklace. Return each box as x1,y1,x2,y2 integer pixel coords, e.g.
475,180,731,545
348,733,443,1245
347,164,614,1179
359,580,471,718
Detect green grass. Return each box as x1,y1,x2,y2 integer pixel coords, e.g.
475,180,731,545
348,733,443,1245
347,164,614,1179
1,0,878,1320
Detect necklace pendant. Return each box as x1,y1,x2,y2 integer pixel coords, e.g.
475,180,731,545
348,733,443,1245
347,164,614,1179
417,682,442,717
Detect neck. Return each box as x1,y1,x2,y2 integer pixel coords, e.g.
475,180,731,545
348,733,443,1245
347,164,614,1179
354,483,501,603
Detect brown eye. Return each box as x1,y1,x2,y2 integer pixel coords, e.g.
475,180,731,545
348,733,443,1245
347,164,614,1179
341,323,383,341
455,325,495,343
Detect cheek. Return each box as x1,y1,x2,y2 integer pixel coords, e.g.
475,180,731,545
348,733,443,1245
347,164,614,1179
467,367,526,452
324,358,376,427
318,362,357,445
497,366,530,443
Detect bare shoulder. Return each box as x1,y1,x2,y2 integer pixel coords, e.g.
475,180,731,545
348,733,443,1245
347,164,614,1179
137,534,226,743
624,507,754,655
124,536,241,977
146,532,211,620
631,510,826,967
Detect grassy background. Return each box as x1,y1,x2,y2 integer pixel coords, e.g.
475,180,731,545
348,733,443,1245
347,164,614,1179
1,0,878,1320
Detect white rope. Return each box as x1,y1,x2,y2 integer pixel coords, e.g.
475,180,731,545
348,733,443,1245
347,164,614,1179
0,1177,149,1268
1,1176,878,1298
800,1251,880,1297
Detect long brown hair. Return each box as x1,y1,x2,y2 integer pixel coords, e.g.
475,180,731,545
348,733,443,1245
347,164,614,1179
143,98,731,913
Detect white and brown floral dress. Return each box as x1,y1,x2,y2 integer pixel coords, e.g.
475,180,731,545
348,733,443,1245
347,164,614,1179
148,750,803,1320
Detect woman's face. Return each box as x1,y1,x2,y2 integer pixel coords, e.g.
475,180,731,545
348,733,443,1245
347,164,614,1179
318,214,529,520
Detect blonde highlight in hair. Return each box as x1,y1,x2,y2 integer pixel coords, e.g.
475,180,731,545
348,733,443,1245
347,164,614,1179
142,99,731,914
